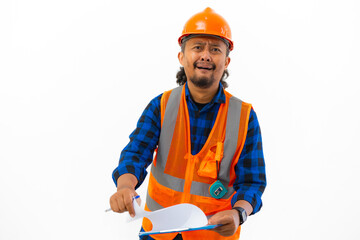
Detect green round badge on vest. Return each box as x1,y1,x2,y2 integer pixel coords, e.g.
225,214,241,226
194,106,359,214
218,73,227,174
209,180,228,199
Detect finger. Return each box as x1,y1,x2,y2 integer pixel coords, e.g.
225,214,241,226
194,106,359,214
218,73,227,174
117,194,126,213
210,222,230,232
208,215,218,225
124,194,135,217
209,219,233,234
209,215,230,225
110,194,120,212
210,223,234,237
215,220,239,236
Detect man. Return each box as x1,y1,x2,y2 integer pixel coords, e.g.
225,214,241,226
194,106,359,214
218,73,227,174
110,7,266,240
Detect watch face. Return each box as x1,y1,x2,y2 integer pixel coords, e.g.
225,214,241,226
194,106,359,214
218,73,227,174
234,207,247,224
241,210,247,222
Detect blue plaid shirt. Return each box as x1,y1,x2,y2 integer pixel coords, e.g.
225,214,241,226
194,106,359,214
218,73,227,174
112,82,266,215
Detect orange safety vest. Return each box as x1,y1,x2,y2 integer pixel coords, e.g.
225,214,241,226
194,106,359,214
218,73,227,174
142,86,251,240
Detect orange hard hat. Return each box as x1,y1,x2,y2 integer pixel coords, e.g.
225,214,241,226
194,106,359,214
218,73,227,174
178,7,233,51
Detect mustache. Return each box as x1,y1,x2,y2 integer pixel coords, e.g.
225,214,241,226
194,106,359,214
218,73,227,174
193,62,216,70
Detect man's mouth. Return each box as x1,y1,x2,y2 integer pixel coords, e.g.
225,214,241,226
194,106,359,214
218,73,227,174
197,66,213,70
194,62,216,71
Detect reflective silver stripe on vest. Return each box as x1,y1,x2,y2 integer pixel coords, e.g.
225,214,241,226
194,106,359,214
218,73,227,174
146,190,164,211
156,86,182,171
220,96,242,184
147,88,242,208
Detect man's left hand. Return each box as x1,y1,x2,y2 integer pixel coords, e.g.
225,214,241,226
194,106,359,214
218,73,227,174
208,209,240,237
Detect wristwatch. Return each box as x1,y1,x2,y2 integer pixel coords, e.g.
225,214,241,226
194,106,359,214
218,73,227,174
232,207,247,225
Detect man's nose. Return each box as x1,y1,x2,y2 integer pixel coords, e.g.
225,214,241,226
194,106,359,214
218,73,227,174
200,49,211,62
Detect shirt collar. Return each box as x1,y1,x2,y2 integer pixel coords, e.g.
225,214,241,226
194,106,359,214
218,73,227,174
185,81,226,105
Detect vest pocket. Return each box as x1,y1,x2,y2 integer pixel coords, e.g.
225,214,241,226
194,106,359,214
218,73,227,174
197,150,218,179
197,142,223,180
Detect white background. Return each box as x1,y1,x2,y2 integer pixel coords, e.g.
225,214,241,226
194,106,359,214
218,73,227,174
1,0,359,239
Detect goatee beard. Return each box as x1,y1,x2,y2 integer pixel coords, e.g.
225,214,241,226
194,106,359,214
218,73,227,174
189,76,215,89
190,62,216,89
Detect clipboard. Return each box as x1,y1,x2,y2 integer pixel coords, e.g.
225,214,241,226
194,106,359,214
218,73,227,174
139,224,222,236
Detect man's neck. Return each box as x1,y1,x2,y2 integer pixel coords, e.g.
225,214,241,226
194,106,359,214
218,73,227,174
187,81,219,104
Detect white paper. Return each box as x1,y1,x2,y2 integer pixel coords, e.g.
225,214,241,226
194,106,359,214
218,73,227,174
128,197,208,232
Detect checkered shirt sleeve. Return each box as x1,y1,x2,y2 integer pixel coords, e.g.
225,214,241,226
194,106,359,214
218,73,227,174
112,94,162,189
231,109,267,215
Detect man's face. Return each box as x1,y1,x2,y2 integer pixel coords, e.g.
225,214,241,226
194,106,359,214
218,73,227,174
178,36,230,89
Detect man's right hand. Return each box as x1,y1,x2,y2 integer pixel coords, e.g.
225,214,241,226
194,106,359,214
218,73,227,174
109,173,138,217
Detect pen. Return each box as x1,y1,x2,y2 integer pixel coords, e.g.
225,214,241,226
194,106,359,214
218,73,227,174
105,195,140,212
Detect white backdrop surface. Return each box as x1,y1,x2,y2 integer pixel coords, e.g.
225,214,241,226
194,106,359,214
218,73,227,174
1,0,359,239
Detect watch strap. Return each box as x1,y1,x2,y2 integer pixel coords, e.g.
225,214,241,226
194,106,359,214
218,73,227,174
232,207,247,225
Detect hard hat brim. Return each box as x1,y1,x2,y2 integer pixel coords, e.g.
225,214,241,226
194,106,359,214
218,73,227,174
178,33,234,51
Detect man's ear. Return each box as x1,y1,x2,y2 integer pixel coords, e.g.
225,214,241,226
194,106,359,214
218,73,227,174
178,52,184,66
225,57,231,69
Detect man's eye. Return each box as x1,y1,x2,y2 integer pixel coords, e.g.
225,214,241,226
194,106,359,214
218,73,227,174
212,48,220,52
